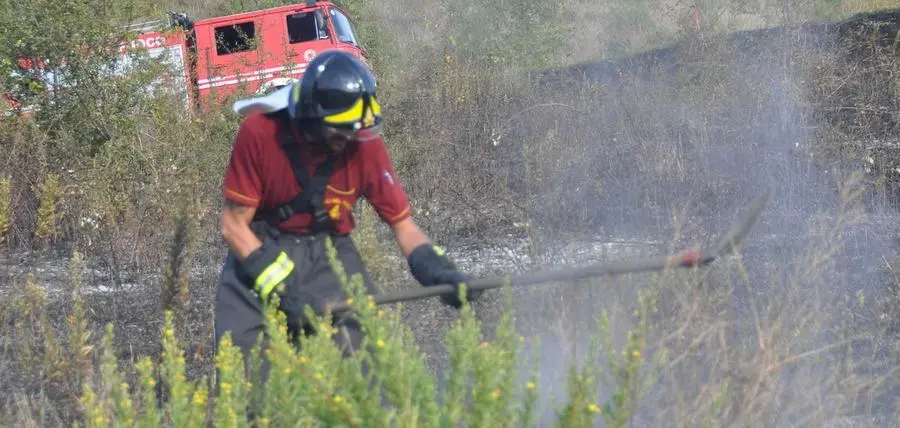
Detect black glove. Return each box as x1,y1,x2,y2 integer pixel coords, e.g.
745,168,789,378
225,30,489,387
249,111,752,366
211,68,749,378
407,243,481,308
237,244,295,302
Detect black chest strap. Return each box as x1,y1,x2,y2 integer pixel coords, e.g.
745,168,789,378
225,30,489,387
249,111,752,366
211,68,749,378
263,112,337,232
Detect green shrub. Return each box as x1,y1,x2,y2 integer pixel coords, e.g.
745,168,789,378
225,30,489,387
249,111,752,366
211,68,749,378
74,236,663,427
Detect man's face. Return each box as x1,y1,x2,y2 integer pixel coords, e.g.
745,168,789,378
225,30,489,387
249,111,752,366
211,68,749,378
321,125,356,153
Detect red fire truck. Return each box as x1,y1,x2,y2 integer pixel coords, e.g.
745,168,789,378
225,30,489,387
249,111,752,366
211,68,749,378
3,0,370,115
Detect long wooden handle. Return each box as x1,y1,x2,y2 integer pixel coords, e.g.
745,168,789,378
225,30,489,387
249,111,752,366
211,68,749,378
325,189,771,314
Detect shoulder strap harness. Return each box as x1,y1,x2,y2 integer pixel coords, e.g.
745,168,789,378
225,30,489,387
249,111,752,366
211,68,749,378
262,111,337,233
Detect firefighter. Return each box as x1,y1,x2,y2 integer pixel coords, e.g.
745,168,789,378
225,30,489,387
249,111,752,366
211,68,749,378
214,49,478,376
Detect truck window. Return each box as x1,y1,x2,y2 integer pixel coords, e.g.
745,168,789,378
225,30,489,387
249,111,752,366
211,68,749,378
286,12,326,43
215,21,256,55
328,8,359,46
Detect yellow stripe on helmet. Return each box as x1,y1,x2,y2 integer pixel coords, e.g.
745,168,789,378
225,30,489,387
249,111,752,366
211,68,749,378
323,95,381,128
291,83,301,104
323,97,364,124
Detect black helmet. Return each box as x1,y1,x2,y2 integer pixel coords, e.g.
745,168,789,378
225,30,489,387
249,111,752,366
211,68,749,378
287,49,381,132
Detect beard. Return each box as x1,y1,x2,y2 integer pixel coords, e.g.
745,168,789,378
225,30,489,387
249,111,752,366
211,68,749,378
325,134,351,153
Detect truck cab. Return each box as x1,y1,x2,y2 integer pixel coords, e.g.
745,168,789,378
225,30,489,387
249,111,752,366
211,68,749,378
1,2,367,116
191,0,368,107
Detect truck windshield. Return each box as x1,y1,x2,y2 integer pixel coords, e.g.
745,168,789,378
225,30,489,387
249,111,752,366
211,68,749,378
328,8,359,46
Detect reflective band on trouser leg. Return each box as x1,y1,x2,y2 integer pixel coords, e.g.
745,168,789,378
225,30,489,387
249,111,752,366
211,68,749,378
255,252,295,298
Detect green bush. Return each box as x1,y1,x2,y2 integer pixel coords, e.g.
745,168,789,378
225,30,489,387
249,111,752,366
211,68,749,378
75,237,656,427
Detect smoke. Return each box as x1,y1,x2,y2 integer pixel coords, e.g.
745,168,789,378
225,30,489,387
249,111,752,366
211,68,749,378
501,14,900,425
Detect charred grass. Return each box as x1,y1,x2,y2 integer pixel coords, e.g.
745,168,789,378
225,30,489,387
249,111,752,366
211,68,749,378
4,0,900,426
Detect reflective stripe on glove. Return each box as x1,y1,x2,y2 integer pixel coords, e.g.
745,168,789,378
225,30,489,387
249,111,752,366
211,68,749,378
407,243,480,308
238,244,295,300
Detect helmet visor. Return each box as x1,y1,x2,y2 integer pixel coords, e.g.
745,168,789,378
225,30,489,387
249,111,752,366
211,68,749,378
322,94,382,132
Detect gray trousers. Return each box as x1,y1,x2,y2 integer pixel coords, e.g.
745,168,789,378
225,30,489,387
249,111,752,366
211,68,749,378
213,221,379,381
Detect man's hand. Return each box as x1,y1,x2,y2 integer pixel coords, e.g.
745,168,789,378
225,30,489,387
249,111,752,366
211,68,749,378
406,243,480,308
390,217,481,308
238,244,295,301
221,200,291,301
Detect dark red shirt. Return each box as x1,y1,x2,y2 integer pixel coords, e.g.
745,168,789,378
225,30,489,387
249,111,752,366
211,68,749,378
222,112,412,235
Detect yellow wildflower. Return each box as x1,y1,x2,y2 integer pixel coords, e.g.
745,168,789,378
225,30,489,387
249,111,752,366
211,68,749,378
490,388,501,400
192,391,207,406
587,403,602,414
526,381,536,390
376,339,385,348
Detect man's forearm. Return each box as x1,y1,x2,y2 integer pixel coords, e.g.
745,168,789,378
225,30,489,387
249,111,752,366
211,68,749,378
224,222,264,260
221,202,263,260
391,217,430,257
